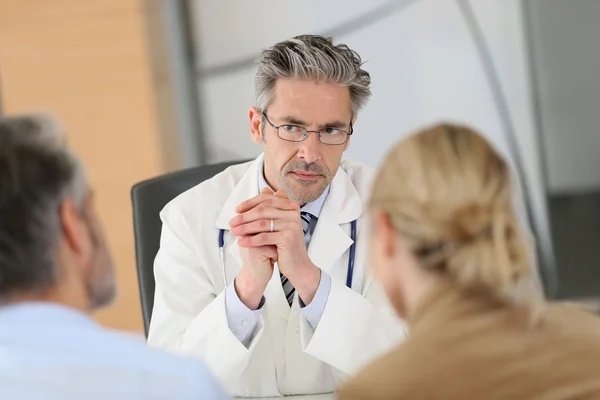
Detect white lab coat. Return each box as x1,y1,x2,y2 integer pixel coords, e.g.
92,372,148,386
148,154,407,398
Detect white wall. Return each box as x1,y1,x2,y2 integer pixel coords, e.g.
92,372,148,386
527,0,600,194
189,0,555,284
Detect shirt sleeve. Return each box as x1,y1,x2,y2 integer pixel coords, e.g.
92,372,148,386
225,281,265,346
298,271,332,329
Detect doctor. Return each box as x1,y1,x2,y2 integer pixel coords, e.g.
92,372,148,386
148,34,406,397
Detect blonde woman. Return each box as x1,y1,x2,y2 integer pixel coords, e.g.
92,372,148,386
339,123,600,399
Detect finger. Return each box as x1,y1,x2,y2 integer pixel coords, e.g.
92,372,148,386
234,187,275,214
230,219,294,236
230,206,290,227
232,200,299,226
238,232,284,248
259,195,297,211
234,193,272,213
243,244,278,260
274,189,288,199
275,189,300,210
236,190,294,214
262,245,278,260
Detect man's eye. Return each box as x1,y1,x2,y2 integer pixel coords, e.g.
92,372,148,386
282,125,302,133
323,128,342,135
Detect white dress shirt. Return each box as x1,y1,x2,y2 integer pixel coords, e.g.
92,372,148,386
225,159,332,345
0,303,228,400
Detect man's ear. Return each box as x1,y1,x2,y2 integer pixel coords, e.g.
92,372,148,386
373,209,396,258
60,198,87,259
249,107,264,144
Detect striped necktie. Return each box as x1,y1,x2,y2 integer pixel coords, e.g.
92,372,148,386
281,211,317,306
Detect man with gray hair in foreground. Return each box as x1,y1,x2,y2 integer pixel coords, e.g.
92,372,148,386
0,114,228,399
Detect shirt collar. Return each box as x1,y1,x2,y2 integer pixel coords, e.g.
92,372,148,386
0,302,96,328
257,156,330,218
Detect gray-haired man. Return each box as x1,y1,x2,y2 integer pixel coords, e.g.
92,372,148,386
148,35,406,397
0,114,227,399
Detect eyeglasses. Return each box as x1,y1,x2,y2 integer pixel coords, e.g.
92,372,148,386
262,112,353,145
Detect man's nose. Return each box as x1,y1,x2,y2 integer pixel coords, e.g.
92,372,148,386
297,131,322,164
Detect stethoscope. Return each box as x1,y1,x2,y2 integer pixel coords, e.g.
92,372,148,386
219,219,357,289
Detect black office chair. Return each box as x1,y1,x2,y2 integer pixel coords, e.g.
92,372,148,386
131,159,250,337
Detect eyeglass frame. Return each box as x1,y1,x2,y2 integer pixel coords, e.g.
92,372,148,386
261,112,353,145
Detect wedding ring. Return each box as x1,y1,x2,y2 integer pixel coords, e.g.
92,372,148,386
270,219,275,232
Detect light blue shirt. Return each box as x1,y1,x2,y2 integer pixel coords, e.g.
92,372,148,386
0,303,228,400
225,159,332,345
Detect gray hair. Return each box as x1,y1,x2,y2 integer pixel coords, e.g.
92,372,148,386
255,35,371,116
0,113,88,299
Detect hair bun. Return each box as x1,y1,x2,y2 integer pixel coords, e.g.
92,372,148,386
450,203,494,240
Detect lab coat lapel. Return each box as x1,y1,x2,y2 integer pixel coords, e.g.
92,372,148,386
215,155,263,269
308,165,363,276
307,211,353,275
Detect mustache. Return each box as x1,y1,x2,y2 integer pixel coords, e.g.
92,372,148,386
284,160,326,175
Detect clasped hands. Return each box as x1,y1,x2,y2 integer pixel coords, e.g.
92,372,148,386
229,187,321,309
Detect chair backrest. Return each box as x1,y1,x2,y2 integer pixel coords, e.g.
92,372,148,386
131,160,249,336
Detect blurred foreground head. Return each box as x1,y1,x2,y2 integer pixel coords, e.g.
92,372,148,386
0,114,115,311
369,123,535,319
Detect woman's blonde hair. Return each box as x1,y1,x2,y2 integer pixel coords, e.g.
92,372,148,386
370,123,533,302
